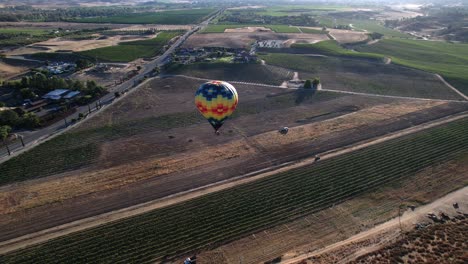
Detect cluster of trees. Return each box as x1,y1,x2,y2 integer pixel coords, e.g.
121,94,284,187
102,29,158,36
76,59,94,70
369,32,384,40
2,73,105,102
0,107,40,130
0,6,135,22
220,12,319,26
304,78,320,89
0,28,107,47
0,31,50,47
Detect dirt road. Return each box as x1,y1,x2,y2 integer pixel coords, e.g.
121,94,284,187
280,185,468,264
435,74,468,101
168,74,467,103
1,111,467,255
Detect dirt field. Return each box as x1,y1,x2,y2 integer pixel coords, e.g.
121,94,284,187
225,26,274,33
5,34,158,56
70,62,139,88
350,216,467,263
329,28,369,43
0,75,467,242
301,27,369,43
110,24,193,31
0,61,27,80
183,32,329,48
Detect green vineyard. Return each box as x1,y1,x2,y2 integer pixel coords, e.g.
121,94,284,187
2,118,468,263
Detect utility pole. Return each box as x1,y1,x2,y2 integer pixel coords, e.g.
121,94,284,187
2,139,10,156
19,135,25,147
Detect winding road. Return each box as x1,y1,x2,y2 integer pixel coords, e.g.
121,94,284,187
0,10,222,162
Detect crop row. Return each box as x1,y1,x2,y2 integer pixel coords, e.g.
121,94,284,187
2,118,467,263
356,39,468,96
259,52,463,100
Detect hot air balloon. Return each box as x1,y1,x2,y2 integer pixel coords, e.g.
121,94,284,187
195,81,238,134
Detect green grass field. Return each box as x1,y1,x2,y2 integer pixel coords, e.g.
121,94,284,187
240,5,348,17
2,118,467,263
167,62,292,85
357,39,468,95
73,9,214,24
79,31,183,62
0,28,48,35
299,27,327,34
317,18,409,38
202,24,301,33
347,20,410,38
290,40,385,61
259,52,463,100
0,28,51,46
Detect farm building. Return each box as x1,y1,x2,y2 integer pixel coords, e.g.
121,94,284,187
63,91,81,100
42,89,70,100
22,99,48,113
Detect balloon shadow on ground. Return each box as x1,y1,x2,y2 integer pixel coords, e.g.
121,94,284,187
295,87,317,104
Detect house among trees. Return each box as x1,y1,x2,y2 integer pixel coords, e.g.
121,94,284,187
42,89,70,100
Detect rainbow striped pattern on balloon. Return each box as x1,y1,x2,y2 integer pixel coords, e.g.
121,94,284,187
195,81,238,132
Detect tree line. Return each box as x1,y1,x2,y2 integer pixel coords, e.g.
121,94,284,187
219,12,319,26
0,6,135,22
1,73,106,131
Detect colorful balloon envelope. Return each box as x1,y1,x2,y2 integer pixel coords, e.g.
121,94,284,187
195,81,238,133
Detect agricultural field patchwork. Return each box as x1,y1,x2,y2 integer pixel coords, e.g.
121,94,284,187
0,28,52,47
166,63,293,85
2,117,468,263
202,24,301,33
259,53,463,100
72,9,215,24
288,40,384,60
79,30,183,62
183,32,328,49
357,39,468,95
1,3,468,264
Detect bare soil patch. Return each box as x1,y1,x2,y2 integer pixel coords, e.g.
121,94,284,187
70,63,138,88
5,34,157,56
0,61,27,80
350,216,468,263
302,27,368,43
328,29,369,43
110,24,193,31
225,26,273,33
183,32,329,48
